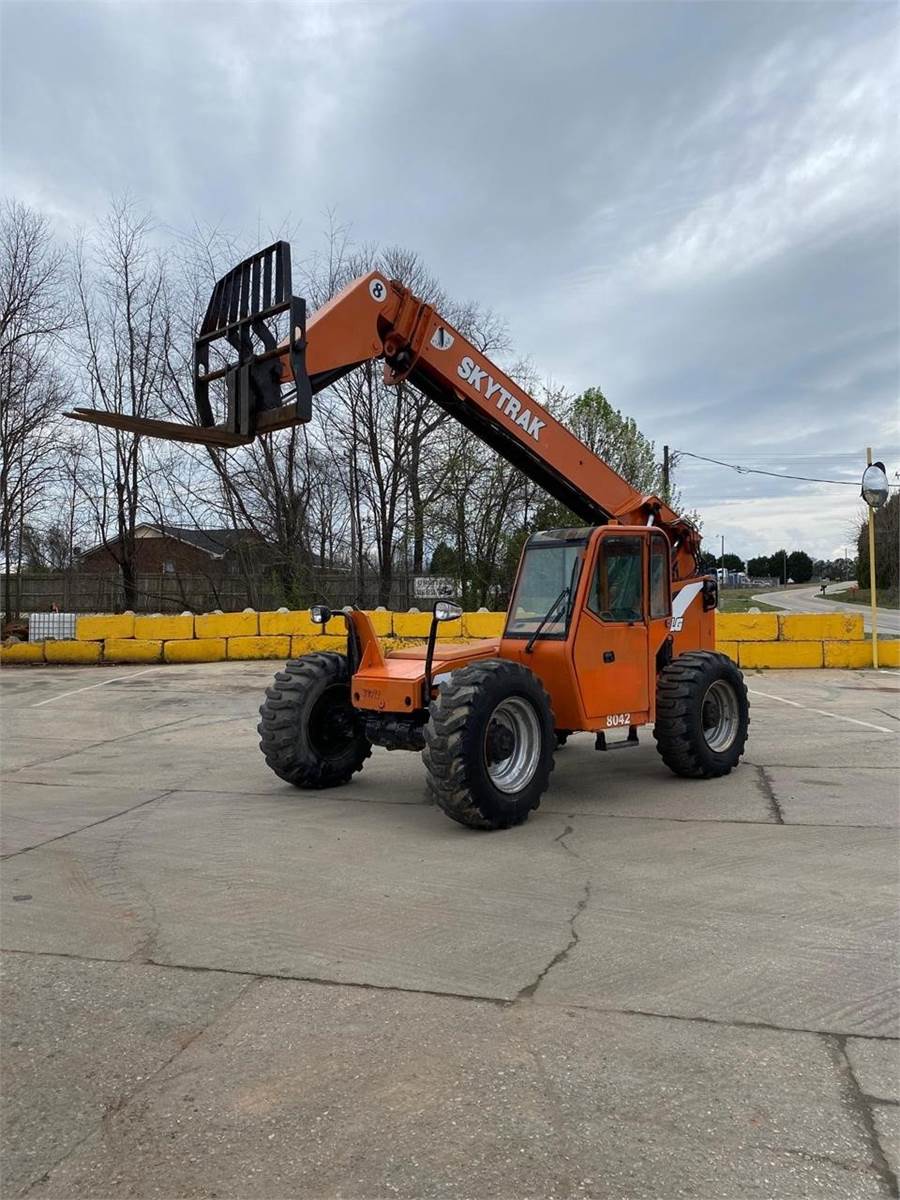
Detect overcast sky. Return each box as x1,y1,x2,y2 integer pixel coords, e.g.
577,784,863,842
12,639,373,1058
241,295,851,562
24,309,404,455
2,0,897,562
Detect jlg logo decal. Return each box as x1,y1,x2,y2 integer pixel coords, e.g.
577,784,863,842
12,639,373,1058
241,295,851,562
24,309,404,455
457,356,546,442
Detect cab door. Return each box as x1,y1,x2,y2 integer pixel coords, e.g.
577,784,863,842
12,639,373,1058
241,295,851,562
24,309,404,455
572,530,650,726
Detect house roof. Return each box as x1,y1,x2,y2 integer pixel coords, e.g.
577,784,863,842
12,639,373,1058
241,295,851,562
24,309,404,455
154,526,259,557
80,524,261,560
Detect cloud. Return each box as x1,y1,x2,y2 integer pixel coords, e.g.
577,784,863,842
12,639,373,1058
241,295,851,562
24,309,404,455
697,487,870,563
618,26,896,293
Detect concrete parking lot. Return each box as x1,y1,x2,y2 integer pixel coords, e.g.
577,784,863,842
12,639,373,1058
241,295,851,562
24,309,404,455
2,661,898,1199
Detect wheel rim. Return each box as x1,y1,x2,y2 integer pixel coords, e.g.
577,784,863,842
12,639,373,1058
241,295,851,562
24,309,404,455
308,684,356,760
701,679,739,753
484,696,542,793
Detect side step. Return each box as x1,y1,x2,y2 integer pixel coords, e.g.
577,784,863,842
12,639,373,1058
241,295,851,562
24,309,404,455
595,726,640,752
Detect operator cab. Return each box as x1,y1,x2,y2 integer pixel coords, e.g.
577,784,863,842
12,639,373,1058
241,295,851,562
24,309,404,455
501,525,676,733
504,525,671,640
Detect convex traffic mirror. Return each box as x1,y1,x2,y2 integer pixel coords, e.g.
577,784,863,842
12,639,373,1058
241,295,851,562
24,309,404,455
861,462,889,509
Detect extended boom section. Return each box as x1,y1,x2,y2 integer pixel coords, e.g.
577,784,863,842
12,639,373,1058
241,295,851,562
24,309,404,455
68,240,700,575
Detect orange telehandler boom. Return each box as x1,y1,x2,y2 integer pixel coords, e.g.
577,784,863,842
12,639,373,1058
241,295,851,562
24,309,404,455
69,241,748,830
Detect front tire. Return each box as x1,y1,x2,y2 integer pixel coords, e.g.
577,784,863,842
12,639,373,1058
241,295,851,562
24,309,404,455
423,659,555,830
258,653,371,788
653,650,749,778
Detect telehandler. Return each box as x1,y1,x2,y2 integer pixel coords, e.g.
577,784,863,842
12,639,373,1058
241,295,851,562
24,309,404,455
69,242,749,829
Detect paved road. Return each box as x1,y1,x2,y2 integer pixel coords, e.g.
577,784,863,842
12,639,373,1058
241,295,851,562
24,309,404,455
2,661,899,1198
755,582,900,635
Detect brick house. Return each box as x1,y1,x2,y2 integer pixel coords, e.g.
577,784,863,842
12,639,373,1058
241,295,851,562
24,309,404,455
78,525,265,577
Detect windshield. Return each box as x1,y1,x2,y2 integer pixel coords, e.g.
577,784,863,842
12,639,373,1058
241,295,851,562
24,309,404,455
506,542,584,637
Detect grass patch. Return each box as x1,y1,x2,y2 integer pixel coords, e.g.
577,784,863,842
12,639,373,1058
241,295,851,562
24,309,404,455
828,587,899,611
718,596,782,613
717,586,783,614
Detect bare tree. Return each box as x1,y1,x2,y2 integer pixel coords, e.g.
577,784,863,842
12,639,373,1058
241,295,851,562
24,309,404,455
70,197,170,610
0,199,67,622
309,237,510,605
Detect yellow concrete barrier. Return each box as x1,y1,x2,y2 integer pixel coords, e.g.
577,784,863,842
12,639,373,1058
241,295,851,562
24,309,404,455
434,617,464,638
104,638,162,663
823,640,873,669
290,634,346,656
164,638,226,663
364,611,393,637
259,610,347,637
8,605,895,670
0,642,44,663
779,614,864,642
76,614,135,641
716,614,778,642
194,611,258,638
738,641,824,669
392,612,436,638
462,612,505,638
259,610,305,636
134,614,194,640
45,640,102,664
228,636,291,661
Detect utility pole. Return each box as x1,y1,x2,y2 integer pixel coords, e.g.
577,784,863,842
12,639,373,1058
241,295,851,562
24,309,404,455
783,550,787,586
662,445,670,504
720,534,725,589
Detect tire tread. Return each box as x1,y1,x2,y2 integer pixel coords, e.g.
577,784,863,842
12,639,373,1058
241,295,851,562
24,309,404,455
653,650,749,778
423,659,555,830
258,652,371,788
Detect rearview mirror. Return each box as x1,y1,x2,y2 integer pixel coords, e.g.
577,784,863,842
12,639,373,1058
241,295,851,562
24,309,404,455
434,601,462,622
310,605,332,625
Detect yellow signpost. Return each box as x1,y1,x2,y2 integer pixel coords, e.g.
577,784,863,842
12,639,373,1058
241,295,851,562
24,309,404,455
861,449,890,670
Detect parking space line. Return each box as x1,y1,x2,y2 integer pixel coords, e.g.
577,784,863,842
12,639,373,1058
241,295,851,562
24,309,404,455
748,688,895,734
29,669,159,708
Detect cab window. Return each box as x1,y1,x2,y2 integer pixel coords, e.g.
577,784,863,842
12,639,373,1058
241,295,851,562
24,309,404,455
506,541,585,637
589,537,644,623
649,534,671,618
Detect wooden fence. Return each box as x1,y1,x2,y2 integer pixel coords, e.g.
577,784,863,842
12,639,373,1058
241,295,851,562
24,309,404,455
3,569,470,615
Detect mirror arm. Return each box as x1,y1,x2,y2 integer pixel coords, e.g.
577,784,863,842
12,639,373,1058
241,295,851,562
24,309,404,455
423,611,441,706
343,611,361,675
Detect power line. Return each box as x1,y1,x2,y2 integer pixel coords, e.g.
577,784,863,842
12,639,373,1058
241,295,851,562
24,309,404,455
670,449,900,461
672,449,866,487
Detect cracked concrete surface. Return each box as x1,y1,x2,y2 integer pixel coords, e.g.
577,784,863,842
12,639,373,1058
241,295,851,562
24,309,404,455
1,662,898,1198
518,881,590,1000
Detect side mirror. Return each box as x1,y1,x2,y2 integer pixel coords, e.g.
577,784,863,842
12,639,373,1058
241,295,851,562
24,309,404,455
310,604,332,625
434,600,462,623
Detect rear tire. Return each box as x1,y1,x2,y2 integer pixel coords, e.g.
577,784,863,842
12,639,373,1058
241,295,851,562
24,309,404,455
423,659,555,830
653,651,749,778
258,653,371,788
